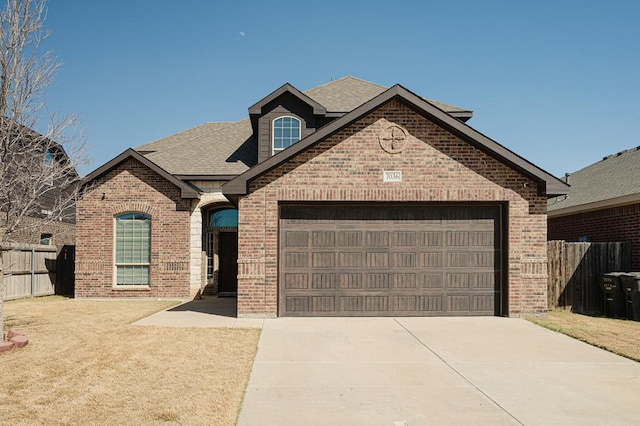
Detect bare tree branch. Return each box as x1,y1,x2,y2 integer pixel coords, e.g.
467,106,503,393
0,0,87,337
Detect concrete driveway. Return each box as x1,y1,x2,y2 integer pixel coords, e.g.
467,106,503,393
237,317,640,426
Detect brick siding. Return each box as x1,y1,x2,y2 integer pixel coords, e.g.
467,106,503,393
549,203,640,269
8,217,75,247
75,158,192,298
237,100,548,317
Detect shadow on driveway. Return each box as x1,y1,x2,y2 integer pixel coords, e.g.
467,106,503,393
167,296,237,318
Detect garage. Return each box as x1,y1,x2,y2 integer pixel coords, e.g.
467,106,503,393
279,204,503,317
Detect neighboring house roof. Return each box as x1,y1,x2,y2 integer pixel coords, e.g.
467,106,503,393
548,146,640,217
82,148,200,199
223,84,568,199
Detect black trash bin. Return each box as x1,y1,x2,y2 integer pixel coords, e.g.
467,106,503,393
620,273,640,321
601,273,629,318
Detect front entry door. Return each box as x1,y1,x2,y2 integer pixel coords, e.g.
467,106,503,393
218,232,238,294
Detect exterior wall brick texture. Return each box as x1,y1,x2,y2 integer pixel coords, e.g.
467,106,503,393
549,203,640,269
237,100,548,317
75,158,192,298
8,217,75,247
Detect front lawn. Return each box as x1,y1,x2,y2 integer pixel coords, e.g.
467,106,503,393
0,296,260,425
528,310,640,362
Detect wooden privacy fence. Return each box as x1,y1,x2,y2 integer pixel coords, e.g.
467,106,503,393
548,240,631,314
1,243,75,300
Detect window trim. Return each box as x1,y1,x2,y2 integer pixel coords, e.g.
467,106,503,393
272,116,301,155
40,233,53,246
113,212,152,289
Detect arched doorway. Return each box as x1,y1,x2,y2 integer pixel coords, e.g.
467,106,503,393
204,207,238,295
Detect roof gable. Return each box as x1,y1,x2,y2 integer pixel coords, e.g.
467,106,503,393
82,148,200,199
248,83,326,116
223,84,568,198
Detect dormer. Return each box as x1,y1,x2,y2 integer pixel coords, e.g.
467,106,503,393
249,83,333,164
247,77,475,165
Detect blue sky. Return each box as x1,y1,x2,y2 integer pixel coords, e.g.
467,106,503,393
42,0,640,177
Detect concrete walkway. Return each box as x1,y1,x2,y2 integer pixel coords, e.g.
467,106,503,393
238,317,640,426
133,296,264,328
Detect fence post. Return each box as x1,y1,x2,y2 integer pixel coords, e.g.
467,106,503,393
31,247,36,297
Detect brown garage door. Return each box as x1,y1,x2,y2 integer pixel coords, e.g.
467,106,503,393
279,204,502,317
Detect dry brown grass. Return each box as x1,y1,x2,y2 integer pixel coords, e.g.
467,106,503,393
0,296,260,426
528,310,640,362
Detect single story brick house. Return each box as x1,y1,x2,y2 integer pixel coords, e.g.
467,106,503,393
77,76,568,317
548,147,640,269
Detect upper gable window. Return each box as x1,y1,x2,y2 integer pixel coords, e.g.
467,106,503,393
272,116,301,154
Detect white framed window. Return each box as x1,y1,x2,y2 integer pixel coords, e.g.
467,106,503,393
272,116,301,154
114,212,151,286
40,233,53,245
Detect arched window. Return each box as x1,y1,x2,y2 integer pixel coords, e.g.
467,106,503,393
272,116,301,154
115,212,151,286
208,208,239,228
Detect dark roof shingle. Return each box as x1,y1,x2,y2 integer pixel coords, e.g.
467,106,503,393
133,76,472,177
139,120,255,176
548,147,640,212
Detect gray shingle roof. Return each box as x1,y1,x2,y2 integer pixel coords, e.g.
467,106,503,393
548,146,640,212
134,76,471,176
304,76,470,113
139,119,255,176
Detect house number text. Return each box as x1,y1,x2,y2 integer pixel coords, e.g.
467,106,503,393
383,171,402,182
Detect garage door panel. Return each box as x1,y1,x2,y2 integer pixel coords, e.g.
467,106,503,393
419,231,443,246
419,295,444,311
420,273,444,288
448,252,470,267
312,296,335,312
286,296,309,313
339,273,362,289
365,273,390,290
312,231,335,247
446,273,470,289
395,296,417,311
312,252,334,268
471,273,495,289
338,231,362,246
339,252,363,267
341,296,363,312
285,231,309,247
284,273,308,290
393,273,417,289
284,252,308,268
473,231,494,246
472,295,495,312
419,252,444,268
365,296,389,312
366,252,389,268
446,231,470,246
394,231,417,246
312,273,335,289
280,205,502,317
473,252,494,268
447,295,471,312
393,252,417,267
366,231,389,246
